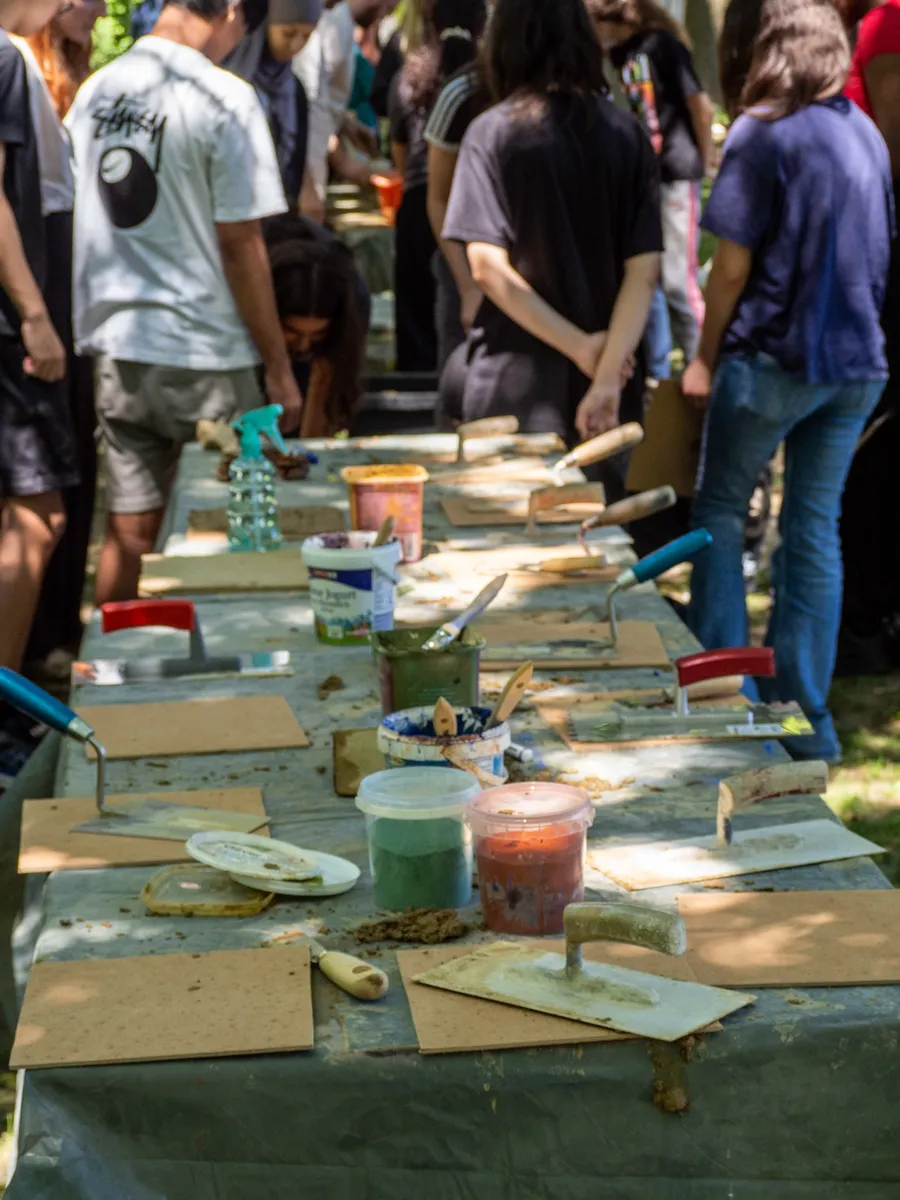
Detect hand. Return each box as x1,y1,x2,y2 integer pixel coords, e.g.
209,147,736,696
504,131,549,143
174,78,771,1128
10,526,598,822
575,375,621,441
265,365,303,435
299,175,325,225
682,358,713,410
460,287,481,332
340,115,379,158
22,312,65,382
572,330,607,380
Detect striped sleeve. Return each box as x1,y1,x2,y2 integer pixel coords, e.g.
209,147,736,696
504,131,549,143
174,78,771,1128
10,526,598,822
424,69,478,152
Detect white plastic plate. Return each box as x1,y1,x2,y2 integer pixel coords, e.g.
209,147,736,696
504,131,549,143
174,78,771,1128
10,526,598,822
186,831,322,883
230,850,360,897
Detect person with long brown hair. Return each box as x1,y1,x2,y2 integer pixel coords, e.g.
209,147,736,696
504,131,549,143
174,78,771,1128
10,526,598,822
439,0,662,490
682,0,892,762
588,0,712,374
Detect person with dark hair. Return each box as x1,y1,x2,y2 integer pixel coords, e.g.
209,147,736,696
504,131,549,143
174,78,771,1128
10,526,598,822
225,0,322,211
682,0,892,761
588,0,712,371
389,0,485,371
66,0,302,604
265,213,368,434
439,0,662,487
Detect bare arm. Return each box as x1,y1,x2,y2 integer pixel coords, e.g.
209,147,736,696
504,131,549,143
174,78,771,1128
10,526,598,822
866,54,900,176
574,252,661,438
686,91,715,173
390,141,408,179
216,219,302,430
681,238,752,408
467,242,604,377
428,144,481,330
0,144,64,382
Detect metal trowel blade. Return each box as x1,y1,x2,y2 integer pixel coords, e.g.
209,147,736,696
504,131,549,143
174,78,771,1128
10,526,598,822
74,799,268,841
570,700,813,744
71,651,292,686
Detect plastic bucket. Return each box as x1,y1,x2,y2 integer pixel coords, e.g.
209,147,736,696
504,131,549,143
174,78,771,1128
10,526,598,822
371,174,403,225
301,531,402,645
377,705,510,783
467,783,594,935
372,627,484,715
342,464,428,563
356,767,479,910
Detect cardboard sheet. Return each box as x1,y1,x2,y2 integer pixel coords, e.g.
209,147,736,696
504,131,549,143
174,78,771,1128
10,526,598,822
626,380,703,498
139,548,308,595
79,695,309,760
679,890,900,988
10,946,313,1069
440,496,604,528
399,942,706,1054
474,617,670,670
187,506,344,540
19,788,269,873
333,727,383,797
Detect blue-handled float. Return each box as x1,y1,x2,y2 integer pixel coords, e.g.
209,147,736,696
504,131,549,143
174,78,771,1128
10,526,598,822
0,667,112,817
601,529,712,649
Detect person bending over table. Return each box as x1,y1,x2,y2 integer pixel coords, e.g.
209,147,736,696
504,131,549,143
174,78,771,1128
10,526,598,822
439,0,662,489
681,0,892,763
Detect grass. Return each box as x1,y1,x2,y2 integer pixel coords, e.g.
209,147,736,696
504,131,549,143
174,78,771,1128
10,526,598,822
0,1073,14,1194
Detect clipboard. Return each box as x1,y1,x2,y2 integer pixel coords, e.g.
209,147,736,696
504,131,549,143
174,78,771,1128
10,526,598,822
626,380,703,498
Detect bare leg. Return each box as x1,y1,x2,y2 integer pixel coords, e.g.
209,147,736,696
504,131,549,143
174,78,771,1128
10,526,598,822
94,509,164,606
0,492,67,671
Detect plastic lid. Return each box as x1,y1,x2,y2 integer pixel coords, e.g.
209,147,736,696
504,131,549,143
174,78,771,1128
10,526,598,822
468,782,594,832
356,767,480,820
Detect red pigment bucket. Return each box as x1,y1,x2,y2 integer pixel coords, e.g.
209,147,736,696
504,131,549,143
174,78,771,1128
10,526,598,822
468,783,595,936
342,463,428,563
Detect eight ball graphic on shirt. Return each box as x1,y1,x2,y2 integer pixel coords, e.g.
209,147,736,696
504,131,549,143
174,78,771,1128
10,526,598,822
98,146,159,230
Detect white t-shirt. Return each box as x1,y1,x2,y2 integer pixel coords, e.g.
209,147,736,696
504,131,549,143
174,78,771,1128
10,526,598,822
10,36,75,216
293,1,355,206
66,36,287,371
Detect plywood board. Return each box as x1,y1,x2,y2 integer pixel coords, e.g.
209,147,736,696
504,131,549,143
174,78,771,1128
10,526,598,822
679,890,900,988
19,788,269,873
399,942,713,1054
333,727,383,797
589,820,883,891
441,495,605,528
139,548,308,595
78,695,309,760
10,946,313,1069
187,506,344,539
626,380,703,498
474,617,670,670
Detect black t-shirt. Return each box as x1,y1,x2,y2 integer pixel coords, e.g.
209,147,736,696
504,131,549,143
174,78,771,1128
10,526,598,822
610,29,703,183
0,34,44,339
443,93,662,441
423,66,489,153
388,73,429,192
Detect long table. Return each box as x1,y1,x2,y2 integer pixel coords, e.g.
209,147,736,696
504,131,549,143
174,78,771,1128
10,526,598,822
5,435,898,1198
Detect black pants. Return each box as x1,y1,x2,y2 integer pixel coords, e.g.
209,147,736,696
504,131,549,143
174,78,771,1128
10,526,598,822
25,213,97,659
394,183,437,372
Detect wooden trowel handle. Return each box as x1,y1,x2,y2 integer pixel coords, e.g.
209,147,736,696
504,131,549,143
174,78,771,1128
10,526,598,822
564,903,688,972
318,950,389,1001
716,761,829,846
456,415,519,460
441,745,505,787
525,482,606,534
579,487,677,539
560,422,644,470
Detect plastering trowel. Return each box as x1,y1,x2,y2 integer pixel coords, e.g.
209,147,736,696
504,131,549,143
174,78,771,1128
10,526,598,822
413,902,755,1042
588,762,884,890
569,646,814,743
71,600,291,686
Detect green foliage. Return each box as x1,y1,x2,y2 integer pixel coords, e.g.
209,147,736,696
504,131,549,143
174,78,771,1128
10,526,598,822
91,0,135,69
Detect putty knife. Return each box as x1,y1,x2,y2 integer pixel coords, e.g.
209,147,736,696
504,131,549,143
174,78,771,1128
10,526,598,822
588,762,883,889
413,902,755,1042
305,937,389,1001
484,661,533,730
72,600,291,686
570,647,814,743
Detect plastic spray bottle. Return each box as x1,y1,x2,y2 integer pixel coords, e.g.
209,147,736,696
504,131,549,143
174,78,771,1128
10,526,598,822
227,405,286,552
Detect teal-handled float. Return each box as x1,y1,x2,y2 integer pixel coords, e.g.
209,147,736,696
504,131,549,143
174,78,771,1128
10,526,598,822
0,667,111,817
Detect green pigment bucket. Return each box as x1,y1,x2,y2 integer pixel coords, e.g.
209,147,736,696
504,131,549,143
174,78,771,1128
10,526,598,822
372,627,484,715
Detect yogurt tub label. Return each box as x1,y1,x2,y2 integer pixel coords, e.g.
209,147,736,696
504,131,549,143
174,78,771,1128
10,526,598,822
308,566,394,644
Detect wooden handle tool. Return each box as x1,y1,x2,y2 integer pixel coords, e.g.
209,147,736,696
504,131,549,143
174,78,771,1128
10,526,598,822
441,745,506,787
432,697,458,737
373,515,395,546
578,487,677,551
308,939,389,1001
485,662,534,729
456,415,519,462
716,761,829,847
554,423,644,474
525,482,606,535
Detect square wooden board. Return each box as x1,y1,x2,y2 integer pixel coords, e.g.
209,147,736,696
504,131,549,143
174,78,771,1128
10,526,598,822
440,496,604,528
679,890,900,988
11,947,313,1069
187,506,344,539
333,728,383,797
140,549,308,595
78,695,309,760
473,617,670,670
398,941,706,1054
19,788,268,874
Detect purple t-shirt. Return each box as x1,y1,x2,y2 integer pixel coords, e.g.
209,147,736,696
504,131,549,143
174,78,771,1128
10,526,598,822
703,97,893,383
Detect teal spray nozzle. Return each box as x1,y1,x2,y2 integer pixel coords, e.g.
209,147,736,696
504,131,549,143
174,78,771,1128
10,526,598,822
232,404,287,459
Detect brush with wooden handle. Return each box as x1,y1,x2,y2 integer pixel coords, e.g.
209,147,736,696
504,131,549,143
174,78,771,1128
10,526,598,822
432,697,458,737
484,662,534,730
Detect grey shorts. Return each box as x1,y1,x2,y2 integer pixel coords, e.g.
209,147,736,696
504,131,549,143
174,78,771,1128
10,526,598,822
94,357,262,514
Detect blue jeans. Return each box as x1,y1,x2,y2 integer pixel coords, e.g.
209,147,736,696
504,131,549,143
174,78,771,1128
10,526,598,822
644,286,672,380
689,356,884,761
